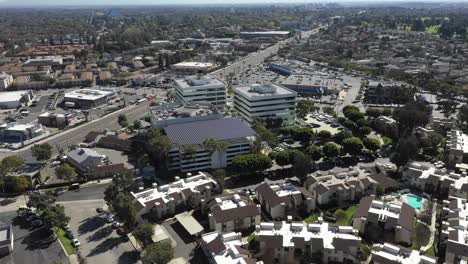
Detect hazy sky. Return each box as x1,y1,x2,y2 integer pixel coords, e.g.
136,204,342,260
0,0,447,6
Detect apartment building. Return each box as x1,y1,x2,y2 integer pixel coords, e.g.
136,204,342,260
352,196,416,245
403,162,468,199
200,231,261,264
255,182,314,220
256,221,361,264
174,76,226,106
0,72,13,90
441,197,468,264
205,194,261,233
233,83,296,127
372,243,437,264
304,170,377,207
164,118,254,172
447,129,468,166
131,172,218,222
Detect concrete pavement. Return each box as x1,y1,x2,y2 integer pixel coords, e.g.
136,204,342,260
421,201,437,252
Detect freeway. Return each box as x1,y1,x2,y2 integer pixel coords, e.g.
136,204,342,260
0,102,150,162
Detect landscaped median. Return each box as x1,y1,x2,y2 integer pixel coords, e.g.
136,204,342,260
54,227,76,255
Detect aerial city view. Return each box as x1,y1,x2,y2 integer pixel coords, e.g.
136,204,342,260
0,0,468,263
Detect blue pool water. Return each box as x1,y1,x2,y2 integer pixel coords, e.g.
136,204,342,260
406,194,423,210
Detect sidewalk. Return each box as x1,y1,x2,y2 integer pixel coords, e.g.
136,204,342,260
0,195,28,213
421,201,437,252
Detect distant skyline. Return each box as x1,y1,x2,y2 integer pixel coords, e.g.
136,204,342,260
0,0,457,7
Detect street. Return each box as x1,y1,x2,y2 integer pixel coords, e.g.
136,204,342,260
56,182,110,202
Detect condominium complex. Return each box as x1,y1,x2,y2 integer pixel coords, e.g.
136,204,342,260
256,221,361,264
131,172,218,222
441,197,468,264
372,243,436,264
353,196,416,245
304,170,377,207
164,118,254,172
174,76,227,106
255,182,314,220
233,83,296,127
447,129,468,166
206,194,261,232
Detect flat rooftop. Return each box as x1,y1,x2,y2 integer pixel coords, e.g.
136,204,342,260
174,76,225,90
173,62,214,68
0,90,30,103
241,31,290,35
234,83,296,98
64,89,114,101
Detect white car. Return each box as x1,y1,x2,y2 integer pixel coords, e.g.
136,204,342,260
106,215,114,223
72,239,80,247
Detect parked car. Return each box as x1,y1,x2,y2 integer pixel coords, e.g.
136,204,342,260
26,214,40,222
116,227,126,236
31,220,43,227
72,239,80,247
64,224,71,232
106,215,114,223
96,208,104,214
66,232,74,239
112,222,123,229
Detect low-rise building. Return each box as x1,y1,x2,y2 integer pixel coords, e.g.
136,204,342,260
131,172,218,222
63,89,114,108
240,31,290,40
66,147,105,172
0,123,44,142
255,182,314,220
174,76,227,106
0,72,13,90
205,194,261,232
164,118,254,172
375,116,398,136
0,225,13,256
0,90,33,109
233,83,296,127
172,62,214,73
447,129,468,166
149,102,223,128
201,231,261,264
441,197,468,264
364,81,416,105
304,170,377,207
372,243,437,264
256,221,361,264
38,112,71,128
352,196,416,245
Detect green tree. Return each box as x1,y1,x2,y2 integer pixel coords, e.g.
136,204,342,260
376,185,385,196
363,137,381,152
296,100,317,119
393,102,432,136
11,175,30,193
306,145,323,162
390,136,418,170
0,155,24,193
230,154,272,176
118,114,128,128
148,129,172,175
274,151,291,168
182,145,198,162
253,120,279,147
359,126,372,136
133,120,142,130
55,164,77,183
141,242,174,264
133,223,155,247
334,130,353,144
113,193,136,230
342,137,364,155
28,192,56,210
104,170,136,203
31,143,53,161
212,169,226,193
458,104,468,131
322,142,340,159
317,130,332,139
42,204,70,229
292,151,309,182
344,108,365,122
203,138,228,155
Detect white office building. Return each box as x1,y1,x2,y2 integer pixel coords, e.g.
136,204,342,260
174,76,227,106
0,90,33,109
0,73,14,91
233,83,296,127
63,89,114,109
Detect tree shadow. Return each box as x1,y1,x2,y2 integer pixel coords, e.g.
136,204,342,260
0,198,17,206
87,226,113,242
78,216,107,235
117,250,139,264
170,222,195,244
21,227,54,251
87,237,123,257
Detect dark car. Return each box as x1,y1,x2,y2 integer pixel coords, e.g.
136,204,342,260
96,208,104,214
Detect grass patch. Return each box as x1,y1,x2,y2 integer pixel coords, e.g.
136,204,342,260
223,189,234,195
55,227,76,255
247,232,256,243
304,214,319,223
360,244,371,259
334,206,357,226
426,244,436,256
372,246,381,252
411,222,430,250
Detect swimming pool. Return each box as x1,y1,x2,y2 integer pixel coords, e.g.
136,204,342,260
406,194,423,210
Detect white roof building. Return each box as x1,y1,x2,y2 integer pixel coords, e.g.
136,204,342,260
442,197,468,264
447,129,468,166
201,231,261,264
172,62,214,72
174,76,226,106
372,243,436,264
64,89,114,101
66,147,105,172
0,90,33,109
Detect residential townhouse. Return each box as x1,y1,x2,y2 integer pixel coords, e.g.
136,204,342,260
447,129,468,167
304,170,377,208
205,194,261,233
255,182,315,220
256,221,361,264
131,171,218,222
200,231,262,264
441,197,468,264
352,196,416,246
372,243,437,264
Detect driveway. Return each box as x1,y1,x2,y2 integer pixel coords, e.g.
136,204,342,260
161,218,196,263
61,200,138,264
0,211,68,264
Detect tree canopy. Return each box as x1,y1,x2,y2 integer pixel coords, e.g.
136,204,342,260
133,223,155,247
322,142,340,159
342,137,364,155
31,143,53,161
42,204,70,228
230,154,272,175
141,242,174,264
55,164,77,182
393,102,432,136
363,137,381,152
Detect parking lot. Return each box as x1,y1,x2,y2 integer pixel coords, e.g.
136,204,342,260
0,211,68,264
61,200,138,264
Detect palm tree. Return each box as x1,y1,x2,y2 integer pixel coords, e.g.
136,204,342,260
203,138,228,167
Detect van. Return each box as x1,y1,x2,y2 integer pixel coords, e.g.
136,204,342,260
69,183,80,190
136,98,148,105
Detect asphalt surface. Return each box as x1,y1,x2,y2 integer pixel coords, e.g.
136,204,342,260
0,211,69,264
56,183,110,202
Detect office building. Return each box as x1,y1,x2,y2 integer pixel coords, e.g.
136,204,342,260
0,123,44,142
0,90,33,109
0,73,13,90
63,89,114,108
174,76,227,106
149,102,223,128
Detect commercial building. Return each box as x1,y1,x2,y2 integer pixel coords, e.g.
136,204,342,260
66,148,105,172
131,172,218,222
269,64,294,76
149,102,223,128
23,56,63,66
240,31,290,40
201,231,260,264
372,243,436,264
205,194,261,233
172,62,214,73
441,197,468,264
447,129,468,166
174,76,227,106
255,182,314,220
0,225,13,256
164,118,254,172
63,89,114,108
0,90,33,109
364,81,416,105
280,74,330,96
256,221,361,264
304,170,378,207
233,83,296,127
352,196,416,245
38,112,71,128
0,123,44,142
0,72,13,90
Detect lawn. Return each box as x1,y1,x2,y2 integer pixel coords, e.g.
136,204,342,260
247,232,256,243
411,222,430,250
55,227,76,255
426,244,436,256
304,214,319,223
334,206,357,226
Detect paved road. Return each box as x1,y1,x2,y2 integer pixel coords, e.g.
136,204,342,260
0,102,150,162
56,183,110,202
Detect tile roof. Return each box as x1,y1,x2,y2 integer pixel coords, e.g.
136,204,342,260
211,204,260,223
314,184,329,195
206,236,226,255
370,174,399,189
398,203,415,231
255,183,289,207
353,196,374,219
